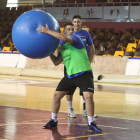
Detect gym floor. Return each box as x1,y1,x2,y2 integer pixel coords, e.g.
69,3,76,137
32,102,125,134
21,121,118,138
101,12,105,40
0,75,140,140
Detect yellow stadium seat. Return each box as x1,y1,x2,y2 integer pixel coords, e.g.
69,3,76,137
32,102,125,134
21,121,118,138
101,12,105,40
1,47,12,52
124,43,137,57
133,56,140,58
13,51,19,53
125,43,137,52
9,43,19,53
114,51,124,57
60,28,64,34
138,39,140,44
102,54,113,56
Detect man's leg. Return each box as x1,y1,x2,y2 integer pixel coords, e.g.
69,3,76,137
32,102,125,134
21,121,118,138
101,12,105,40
52,91,68,113
80,91,97,118
43,74,76,129
66,90,76,118
64,66,76,118
81,93,87,117
83,91,101,132
66,94,73,108
83,92,94,117
43,91,69,129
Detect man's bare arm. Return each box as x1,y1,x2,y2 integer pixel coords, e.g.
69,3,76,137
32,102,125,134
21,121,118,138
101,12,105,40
88,44,95,63
55,44,62,56
36,24,73,44
50,53,63,66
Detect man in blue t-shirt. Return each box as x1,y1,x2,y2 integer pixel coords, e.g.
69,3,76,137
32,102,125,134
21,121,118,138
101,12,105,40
66,15,97,118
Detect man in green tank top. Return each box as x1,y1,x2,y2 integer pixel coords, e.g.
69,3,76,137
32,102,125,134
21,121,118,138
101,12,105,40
36,23,102,132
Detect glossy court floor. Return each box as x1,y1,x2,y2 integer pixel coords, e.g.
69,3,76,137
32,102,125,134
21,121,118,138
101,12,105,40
0,75,140,140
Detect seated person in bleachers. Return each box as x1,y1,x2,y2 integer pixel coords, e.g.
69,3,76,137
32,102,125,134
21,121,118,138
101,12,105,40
1,33,12,47
0,24,4,39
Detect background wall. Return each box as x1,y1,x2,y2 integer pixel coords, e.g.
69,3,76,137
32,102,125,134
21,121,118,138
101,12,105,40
0,0,7,9
59,22,140,33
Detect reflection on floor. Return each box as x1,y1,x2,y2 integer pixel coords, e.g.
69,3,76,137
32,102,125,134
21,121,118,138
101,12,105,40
0,75,140,140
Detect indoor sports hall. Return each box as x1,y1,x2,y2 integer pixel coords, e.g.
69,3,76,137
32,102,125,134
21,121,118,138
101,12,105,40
0,0,140,140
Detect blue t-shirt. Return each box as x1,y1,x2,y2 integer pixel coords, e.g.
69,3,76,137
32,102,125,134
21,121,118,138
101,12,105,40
60,34,92,79
74,29,94,58
60,34,85,49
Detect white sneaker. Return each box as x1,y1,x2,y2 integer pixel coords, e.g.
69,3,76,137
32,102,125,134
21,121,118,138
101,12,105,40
82,110,98,118
82,110,87,117
68,108,76,118
94,114,98,118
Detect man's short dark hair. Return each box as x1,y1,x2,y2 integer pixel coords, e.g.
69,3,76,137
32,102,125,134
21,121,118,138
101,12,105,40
72,15,81,20
64,23,74,29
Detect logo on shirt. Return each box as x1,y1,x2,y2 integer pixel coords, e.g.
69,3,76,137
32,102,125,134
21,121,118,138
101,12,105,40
63,47,68,51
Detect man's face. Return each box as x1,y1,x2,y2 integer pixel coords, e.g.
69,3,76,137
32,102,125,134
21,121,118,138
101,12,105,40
64,25,74,36
72,18,82,31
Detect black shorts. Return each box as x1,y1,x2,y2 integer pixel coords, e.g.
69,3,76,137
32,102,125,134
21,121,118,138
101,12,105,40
64,66,76,95
64,66,67,76
56,72,94,94
67,88,84,96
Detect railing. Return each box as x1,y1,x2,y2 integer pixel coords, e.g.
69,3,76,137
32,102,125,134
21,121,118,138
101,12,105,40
7,3,43,7
6,2,140,7
6,2,140,21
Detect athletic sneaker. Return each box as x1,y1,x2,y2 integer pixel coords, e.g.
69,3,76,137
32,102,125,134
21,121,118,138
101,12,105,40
68,108,76,118
42,119,57,129
82,110,98,118
82,110,87,117
94,114,98,118
88,122,102,132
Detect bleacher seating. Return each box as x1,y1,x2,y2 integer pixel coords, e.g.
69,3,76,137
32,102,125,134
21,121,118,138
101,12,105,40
0,6,31,53
134,44,140,57
87,26,140,57
1,1,140,58
124,43,137,57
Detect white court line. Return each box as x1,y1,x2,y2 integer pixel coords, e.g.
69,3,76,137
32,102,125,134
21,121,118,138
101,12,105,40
0,79,16,81
0,81,53,84
17,82,53,85
0,105,140,122
0,122,128,130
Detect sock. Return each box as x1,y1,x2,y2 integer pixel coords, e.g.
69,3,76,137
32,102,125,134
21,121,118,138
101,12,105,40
52,113,57,122
67,101,72,109
83,100,86,110
88,116,93,125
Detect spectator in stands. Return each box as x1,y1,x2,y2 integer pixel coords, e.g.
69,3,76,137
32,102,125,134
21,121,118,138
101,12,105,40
1,33,12,47
8,19,14,32
0,24,3,38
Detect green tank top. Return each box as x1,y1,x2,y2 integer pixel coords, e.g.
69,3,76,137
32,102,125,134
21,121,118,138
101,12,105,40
60,42,92,76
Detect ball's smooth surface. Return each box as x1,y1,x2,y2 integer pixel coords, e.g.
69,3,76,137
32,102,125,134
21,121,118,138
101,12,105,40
12,10,60,59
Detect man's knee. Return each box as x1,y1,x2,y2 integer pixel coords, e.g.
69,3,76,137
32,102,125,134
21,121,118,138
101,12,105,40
83,92,93,101
53,91,68,101
53,93,59,101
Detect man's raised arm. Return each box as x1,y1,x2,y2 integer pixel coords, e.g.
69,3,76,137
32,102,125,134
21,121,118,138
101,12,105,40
36,24,73,44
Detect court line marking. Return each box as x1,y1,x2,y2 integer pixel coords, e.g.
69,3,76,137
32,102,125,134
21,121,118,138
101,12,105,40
1,105,140,122
59,123,128,130
0,81,53,84
61,133,108,139
0,122,128,130
97,115,140,122
0,118,66,126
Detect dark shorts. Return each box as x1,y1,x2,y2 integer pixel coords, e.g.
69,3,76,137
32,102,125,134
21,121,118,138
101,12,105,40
64,66,93,96
56,72,94,94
